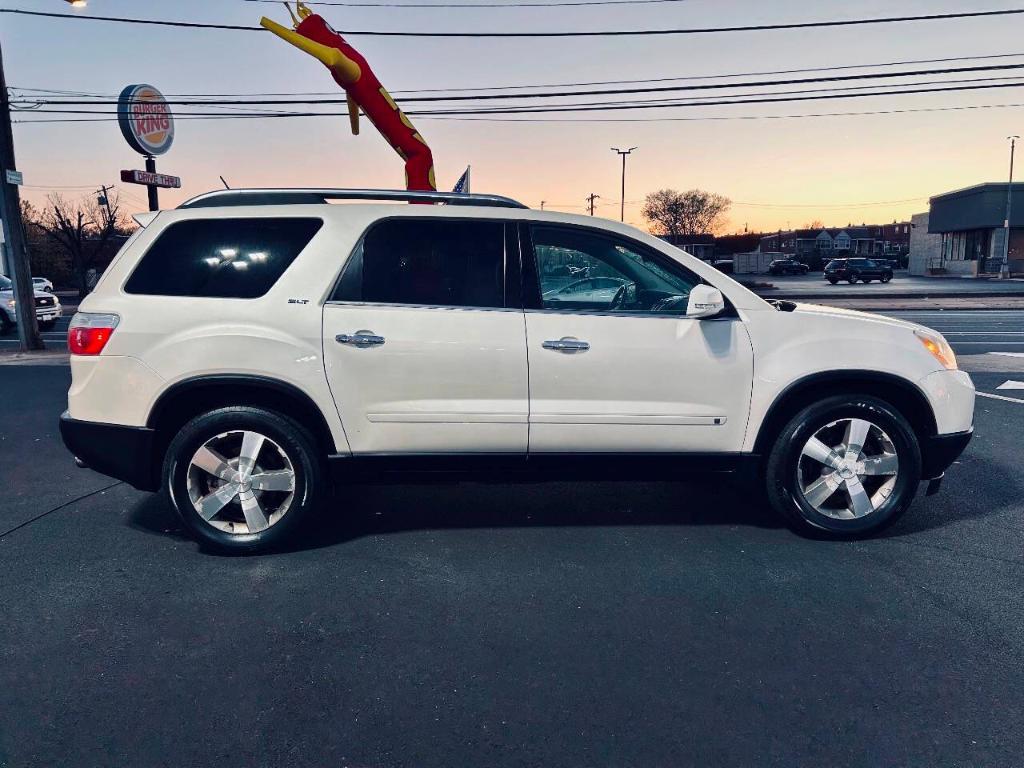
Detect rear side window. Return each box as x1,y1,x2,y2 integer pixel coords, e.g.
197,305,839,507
124,217,323,298
333,218,505,308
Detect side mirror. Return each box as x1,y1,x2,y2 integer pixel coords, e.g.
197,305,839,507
686,284,726,319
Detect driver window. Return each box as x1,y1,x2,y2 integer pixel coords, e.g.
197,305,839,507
531,225,699,314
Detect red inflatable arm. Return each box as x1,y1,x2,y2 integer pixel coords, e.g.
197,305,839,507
261,3,437,191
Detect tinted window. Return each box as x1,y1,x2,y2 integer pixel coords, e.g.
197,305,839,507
532,225,699,314
125,218,322,298
334,218,505,308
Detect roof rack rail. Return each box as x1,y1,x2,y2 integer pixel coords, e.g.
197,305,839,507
178,188,528,210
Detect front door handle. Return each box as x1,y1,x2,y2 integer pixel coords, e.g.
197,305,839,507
542,338,590,353
336,332,385,348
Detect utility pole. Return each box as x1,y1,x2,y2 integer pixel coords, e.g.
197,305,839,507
97,184,114,219
540,200,546,211
586,193,601,216
0,39,43,350
1002,135,1019,278
611,146,637,222
144,155,159,211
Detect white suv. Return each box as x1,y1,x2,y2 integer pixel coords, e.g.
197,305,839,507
60,189,975,553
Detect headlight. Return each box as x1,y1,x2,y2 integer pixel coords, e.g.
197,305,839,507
5,299,14,309
915,329,957,370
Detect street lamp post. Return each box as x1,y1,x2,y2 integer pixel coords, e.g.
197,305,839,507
611,146,637,222
1002,135,1019,278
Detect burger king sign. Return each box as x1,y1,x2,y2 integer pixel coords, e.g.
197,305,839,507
117,84,174,156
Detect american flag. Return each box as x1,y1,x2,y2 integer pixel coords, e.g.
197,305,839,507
452,166,471,194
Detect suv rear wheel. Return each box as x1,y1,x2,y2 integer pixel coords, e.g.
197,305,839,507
847,272,859,284
163,406,325,553
880,272,893,283
764,395,922,538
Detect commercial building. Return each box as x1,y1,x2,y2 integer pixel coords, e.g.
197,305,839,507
911,183,1024,277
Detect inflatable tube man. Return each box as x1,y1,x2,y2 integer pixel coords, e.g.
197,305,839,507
261,2,437,192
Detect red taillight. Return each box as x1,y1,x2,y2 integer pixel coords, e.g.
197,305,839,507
68,312,119,355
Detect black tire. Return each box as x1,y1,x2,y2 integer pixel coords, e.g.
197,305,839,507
0,310,12,333
764,394,922,539
827,277,839,285
39,320,56,330
847,273,859,284
881,272,893,283
163,406,326,554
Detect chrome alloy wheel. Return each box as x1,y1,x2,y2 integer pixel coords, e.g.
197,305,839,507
796,418,899,520
186,430,296,535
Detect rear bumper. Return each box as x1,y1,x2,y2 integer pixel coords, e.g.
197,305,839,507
920,428,973,480
59,411,159,491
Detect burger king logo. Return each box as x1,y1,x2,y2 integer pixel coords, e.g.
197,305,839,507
117,84,174,156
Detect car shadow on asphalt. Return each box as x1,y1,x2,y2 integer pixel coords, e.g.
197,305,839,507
127,477,785,554
127,462,1009,555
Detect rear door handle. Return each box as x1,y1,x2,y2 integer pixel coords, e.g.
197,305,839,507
542,338,590,353
336,332,385,347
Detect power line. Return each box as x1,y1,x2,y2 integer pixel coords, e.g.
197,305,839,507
241,0,696,6
410,80,1024,114
731,197,929,209
21,77,1024,118
13,100,1024,125
417,101,1024,123
12,52,1024,98
20,63,1024,106
1,7,1022,38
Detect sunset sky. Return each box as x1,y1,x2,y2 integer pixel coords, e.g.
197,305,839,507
5,0,1024,233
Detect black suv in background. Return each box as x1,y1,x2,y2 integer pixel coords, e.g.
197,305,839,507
825,258,894,284
767,259,809,276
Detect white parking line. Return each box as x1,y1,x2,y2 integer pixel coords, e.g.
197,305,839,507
978,391,1024,405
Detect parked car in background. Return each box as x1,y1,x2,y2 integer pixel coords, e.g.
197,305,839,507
59,187,973,553
544,276,630,309
0,275,62,331
768,259,809,276
825,258,894,284
32,277,54,293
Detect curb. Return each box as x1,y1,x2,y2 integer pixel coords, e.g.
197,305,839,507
754,290,1024,301
0,350,70,366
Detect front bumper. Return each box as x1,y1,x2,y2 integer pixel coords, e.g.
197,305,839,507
59,411,159,491
920,428,973,480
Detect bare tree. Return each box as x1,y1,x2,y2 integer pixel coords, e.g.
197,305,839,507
803,219,825,230
34,193,128,297
642,188,731,237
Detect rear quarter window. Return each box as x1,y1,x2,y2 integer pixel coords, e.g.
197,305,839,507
124,217,323,298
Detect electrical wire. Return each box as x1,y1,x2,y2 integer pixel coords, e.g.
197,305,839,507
13,101,1024,125
1,7,1022,37
13,52,1024,98
241,0,697,6
20,63,1024,106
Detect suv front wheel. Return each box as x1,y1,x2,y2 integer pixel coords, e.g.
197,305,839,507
163,406,326,553
764,395,922,538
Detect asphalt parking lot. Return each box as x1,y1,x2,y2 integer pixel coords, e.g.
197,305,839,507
2,310,1024,767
